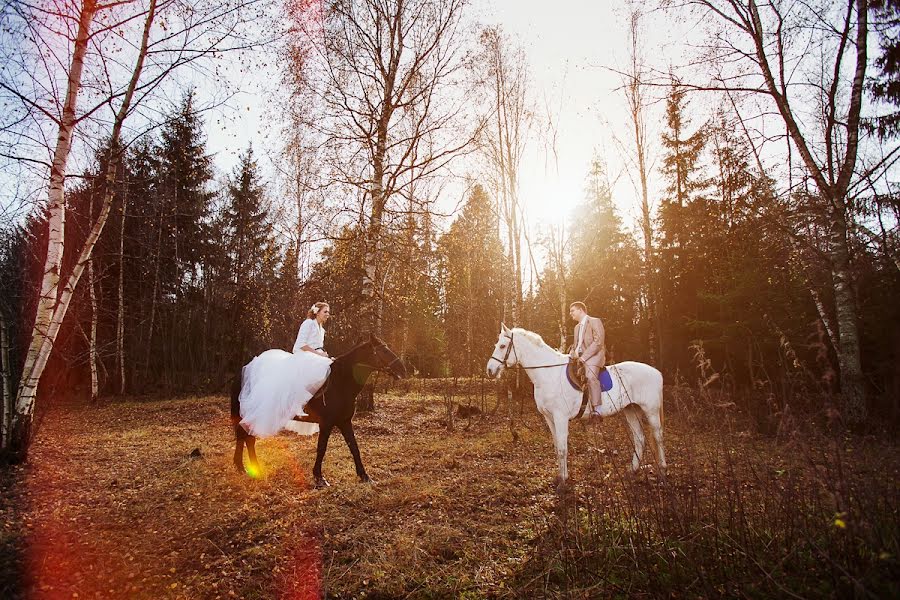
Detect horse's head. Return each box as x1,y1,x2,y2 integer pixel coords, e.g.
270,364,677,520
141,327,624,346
486,323,517,378
367,334,407,379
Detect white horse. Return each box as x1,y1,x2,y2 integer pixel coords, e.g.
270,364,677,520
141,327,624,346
486,323,666,485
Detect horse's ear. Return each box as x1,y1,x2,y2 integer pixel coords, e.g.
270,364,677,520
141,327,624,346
501,322,510,334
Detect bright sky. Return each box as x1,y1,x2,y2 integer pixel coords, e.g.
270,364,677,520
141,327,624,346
0,1,695,245
202,0,692,240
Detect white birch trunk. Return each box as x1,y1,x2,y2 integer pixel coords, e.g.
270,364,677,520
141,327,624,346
10,0,157,454
744,0,869,422
116,194,126,394
829,203,867,422
88,192,99,403
13,1,98,440
809,287,838,352
1,310,11,449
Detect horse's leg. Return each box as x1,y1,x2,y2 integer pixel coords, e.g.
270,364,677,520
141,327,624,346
552,413,570,488
646,408,667,479
622,405,646,474
312,421,334,488
231,372,245,472
541,411,554,435
246,435,260,474
233,424,246,472
337,420,369,483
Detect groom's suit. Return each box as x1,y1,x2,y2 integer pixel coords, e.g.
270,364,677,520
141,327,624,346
570,315,607,410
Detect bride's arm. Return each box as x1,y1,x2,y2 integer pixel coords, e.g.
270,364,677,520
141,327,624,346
293,320,328,356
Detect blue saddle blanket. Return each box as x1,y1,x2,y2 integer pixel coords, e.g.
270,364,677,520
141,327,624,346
565,362,614,392
599,368,613,392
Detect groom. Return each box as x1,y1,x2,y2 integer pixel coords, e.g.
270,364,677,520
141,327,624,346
569,301,606,413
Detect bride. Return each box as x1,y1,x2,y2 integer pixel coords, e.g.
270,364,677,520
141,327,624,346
238,302,334,437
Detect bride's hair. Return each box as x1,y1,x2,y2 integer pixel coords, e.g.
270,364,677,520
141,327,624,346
307,301,329,320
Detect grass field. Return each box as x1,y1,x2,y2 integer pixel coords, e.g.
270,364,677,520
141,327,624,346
1,389,898,598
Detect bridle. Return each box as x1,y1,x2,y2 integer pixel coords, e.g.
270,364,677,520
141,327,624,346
487,332,516,368
358,340,405,376
488,330,570,371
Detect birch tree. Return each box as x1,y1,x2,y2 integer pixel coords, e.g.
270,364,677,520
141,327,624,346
618,5,661,365
669,0,891,423
0,308,11,448
471,26,532,327
289,0,473,336
0,0,268,458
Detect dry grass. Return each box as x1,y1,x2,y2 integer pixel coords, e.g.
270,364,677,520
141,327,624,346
1,390,898,598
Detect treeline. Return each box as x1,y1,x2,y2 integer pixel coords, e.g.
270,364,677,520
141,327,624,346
1,0,898,436
1,95,301,398
532,96,900,422
2,84,898,425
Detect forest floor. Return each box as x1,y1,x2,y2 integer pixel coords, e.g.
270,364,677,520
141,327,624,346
1,389,898,599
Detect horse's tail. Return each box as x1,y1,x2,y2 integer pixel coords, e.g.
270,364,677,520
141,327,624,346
655,368,665,431
659,383,665,432
230,368,242,426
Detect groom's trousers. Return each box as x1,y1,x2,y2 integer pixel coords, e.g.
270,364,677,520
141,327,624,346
582,355,605,411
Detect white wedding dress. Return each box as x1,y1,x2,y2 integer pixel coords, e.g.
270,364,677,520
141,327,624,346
238,319,332,438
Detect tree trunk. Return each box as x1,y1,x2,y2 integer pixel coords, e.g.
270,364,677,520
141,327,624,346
553,225,567,351
637,103,660,367
358,170,385,413
11,1,98,455
745,0,869,422
1,310,11,449
146,206,162,386
116,193,126,394
809,287,838,352
829,202,867,422
624,6,660,367
88,193,99,403
466,265,473,374
9,0,156,459
358,81,394,413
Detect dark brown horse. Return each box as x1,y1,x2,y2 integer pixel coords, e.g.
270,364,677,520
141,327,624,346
230,334,406,487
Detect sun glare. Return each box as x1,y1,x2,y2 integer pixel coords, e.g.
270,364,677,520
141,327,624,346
523,173,585,229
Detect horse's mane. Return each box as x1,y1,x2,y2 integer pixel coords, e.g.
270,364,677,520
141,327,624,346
512,328,563,355
332,338,374,363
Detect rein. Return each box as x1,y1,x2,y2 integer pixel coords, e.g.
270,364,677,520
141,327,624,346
351,343,405,375
488,331,570,371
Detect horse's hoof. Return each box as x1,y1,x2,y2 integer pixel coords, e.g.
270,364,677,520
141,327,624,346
359,475,374,485
314,476,331,489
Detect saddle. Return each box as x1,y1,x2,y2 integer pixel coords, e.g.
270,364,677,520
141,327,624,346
566,358,588,391
565,358,614,420
565,359,612,392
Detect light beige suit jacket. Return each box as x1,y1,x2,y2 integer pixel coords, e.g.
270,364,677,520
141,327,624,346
570,315,606,367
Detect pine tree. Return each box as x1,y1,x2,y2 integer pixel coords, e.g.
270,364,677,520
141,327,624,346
156,92,215,296
566,157,643,361
657,80,709,370
385,200,445,376
122,139,161,388
439,185,505,376
870,0,900,137
220,146,273,361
